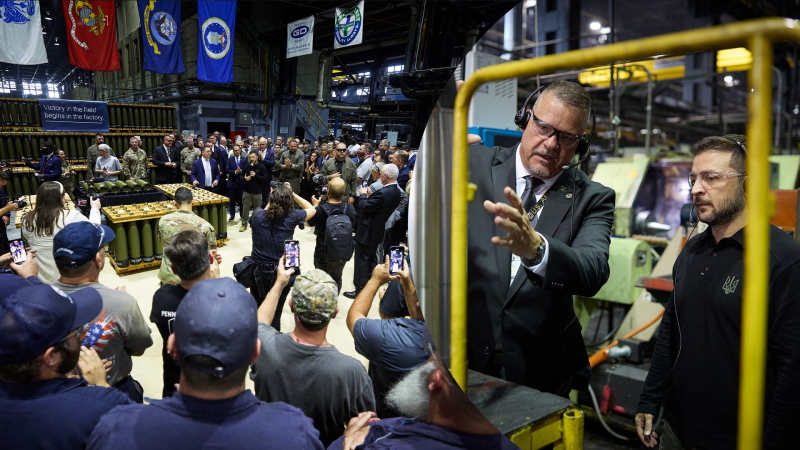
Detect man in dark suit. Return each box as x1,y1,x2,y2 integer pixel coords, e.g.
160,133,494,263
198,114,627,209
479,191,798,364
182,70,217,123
390,150,411,191
23,140,61,185
344,164,403,299
468,80,614,397
226,144,247,223
257,137,274,208
190,145,220,192
152,134,180,184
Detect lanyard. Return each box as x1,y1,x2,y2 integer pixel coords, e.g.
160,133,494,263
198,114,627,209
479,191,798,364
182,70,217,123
526,186,553,222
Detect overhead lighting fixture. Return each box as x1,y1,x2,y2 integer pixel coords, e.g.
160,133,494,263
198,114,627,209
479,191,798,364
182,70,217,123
600,27,611,34
589,21,601,31
723,75,733,83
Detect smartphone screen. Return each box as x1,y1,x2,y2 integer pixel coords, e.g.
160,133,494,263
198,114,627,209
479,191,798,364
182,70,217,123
389,246,404,275
321,185,328,194
9,240,26,265
284,240,300,270
361,180,368,189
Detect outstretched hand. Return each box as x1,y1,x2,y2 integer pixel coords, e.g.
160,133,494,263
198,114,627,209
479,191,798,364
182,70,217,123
483,187,542,260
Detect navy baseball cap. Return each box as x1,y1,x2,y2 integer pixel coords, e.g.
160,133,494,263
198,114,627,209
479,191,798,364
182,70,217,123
0,273,43,301
0,284,102,364
53,222,115,268
175,278,258,378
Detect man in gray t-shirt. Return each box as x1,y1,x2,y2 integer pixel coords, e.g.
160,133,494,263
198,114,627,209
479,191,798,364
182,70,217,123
94,144,123,182
251,264,375,447
51,222,153,402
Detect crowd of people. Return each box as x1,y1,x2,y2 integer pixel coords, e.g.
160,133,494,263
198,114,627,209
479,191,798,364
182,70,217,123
0,126,520,449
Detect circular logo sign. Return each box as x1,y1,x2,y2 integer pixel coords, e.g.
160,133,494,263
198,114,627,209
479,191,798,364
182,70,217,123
335,7,362,46
202,17,231,59
151,11,177,46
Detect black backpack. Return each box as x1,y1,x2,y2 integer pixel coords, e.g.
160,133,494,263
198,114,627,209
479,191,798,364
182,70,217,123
321,203,354,262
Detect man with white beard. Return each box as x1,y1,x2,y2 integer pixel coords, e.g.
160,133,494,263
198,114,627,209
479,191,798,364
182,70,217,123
330,354,518,449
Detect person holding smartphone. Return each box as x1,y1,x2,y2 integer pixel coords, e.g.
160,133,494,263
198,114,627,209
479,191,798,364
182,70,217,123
247,183,316,331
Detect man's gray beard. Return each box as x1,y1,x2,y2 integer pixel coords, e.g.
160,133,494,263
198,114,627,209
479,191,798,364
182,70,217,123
526,163,550,179
385,361,437,419
700,185,745,227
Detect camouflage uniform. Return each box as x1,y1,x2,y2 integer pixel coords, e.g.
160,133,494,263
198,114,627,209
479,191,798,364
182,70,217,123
156,209,216,285
122,148,148,181
320,157,359,200
276,148,304,194
180,147,201,183
60,159,75,201
292,269,339,320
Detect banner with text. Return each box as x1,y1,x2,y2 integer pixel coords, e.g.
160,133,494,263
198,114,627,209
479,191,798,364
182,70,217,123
287,15,314,58
39,99,110,132
334,1,364,49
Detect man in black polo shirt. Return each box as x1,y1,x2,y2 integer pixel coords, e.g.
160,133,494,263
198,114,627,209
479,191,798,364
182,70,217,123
636,135,800,450
150,230,220,397
307,178,355,293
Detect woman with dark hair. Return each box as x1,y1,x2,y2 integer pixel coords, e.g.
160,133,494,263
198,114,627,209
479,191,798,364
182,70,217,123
248,183,316,330
301,150,319,201
21,181,101,283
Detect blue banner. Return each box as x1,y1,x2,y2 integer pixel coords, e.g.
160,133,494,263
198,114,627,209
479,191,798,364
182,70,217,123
138,1,185,74
39,100,109,132
197,0,236,83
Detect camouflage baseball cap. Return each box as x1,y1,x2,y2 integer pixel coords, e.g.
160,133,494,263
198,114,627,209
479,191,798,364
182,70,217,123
292,269,338,323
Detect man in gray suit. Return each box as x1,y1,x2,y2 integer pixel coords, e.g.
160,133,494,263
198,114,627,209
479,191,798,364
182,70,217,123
468,80,614,397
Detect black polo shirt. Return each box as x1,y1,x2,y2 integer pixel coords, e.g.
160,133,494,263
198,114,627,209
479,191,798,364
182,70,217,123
639,225,800,450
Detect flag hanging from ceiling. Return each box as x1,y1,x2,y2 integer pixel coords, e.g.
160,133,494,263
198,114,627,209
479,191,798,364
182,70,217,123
333,1,364,49
197,0,236,83
138,1,185,74
62,0,120,71
0,1,48,65
286,15,314,59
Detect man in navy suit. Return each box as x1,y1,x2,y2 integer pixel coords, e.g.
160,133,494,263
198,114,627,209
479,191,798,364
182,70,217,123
191,145,220,192
257,137,274,208
23,140,61,185
226,144,247,223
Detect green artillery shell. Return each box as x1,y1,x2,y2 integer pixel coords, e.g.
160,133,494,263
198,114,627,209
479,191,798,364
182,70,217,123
209,203,219,235
218,202,227,239
111,222,129,268
152,218,163,260
105,181,118,192
21,173,32,195
127,221,142,264
141,218,154,262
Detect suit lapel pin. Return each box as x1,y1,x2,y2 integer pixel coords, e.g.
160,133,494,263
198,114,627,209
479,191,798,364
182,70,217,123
560,186,567,192
565,192,573,199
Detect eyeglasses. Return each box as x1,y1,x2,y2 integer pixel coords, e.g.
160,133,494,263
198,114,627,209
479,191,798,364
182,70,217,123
530,113,584,147
336,148,346,152
60,326,82,342
688,170,746,189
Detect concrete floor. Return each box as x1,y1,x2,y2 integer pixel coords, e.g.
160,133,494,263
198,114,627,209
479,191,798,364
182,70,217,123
7,210,378,400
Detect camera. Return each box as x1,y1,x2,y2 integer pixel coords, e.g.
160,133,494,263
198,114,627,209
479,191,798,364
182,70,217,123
312,174,325,185
270,181,282,189
10,195,27,209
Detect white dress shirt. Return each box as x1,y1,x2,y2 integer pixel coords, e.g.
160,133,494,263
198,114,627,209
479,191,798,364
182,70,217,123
203,157,212,186
509,145,562,285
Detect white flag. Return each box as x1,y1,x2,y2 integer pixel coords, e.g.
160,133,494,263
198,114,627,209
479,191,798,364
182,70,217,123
333,1,364,49
0,1,47,65
287,15,314,59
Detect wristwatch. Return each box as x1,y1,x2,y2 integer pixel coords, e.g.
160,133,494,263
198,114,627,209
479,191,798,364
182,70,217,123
530,239,546,266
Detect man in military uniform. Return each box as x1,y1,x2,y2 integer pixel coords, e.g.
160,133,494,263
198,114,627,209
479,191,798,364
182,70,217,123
122,136,148,181
87,133,113,173
276,140,304,201
320,142,359,204
180,138,201,184
57,150,76,201
156,187,218,286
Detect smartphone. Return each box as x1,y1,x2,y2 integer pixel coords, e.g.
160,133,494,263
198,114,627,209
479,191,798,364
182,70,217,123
389,246,404,275
321,185,328,194
361,180,368,189
284,240,300,271
9,239,26,265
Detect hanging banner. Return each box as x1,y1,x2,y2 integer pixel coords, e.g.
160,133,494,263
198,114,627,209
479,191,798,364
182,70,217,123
62,0,120,71
39,99,110,132
138,0,185,74
286,15,313,59
0,1,48,65
333,1,364,49
197,0,236,83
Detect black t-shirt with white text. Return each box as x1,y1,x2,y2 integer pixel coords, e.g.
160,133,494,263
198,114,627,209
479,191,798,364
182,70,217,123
150,284,189,397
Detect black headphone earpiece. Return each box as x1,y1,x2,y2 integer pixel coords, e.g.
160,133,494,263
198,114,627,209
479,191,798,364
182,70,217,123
514,83,596,168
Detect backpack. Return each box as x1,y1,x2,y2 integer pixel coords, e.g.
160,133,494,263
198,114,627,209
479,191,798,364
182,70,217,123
321,203,354,262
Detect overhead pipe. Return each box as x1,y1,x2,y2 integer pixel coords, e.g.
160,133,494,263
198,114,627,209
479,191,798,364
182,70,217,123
316,50,371,113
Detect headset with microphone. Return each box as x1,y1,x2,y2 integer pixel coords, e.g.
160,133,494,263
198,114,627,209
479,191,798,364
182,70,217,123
513,85,597,170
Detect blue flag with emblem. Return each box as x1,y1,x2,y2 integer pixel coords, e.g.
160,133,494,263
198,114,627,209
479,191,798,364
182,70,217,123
137,1,185,74
197,0,236,83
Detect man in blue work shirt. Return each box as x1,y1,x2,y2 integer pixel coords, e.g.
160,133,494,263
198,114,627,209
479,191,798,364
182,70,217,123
347,256,432,418
0,280,131,450
88,278,324,449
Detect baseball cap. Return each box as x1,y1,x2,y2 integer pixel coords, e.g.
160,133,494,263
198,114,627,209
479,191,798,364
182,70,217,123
291,269,338,324
0,284,102,364
53,222,115,268
379,280,410,318
0,273,43,301
174,278,257,378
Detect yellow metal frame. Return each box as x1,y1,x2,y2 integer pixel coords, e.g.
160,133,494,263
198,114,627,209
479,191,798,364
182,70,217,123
452,18,800,449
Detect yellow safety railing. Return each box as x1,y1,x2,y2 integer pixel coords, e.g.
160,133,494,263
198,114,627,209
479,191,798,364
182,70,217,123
452,18,800,450
295,87,331,137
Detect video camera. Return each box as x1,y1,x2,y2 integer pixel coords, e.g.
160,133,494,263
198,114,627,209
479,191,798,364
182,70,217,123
9,195,27,209
75,184,104,217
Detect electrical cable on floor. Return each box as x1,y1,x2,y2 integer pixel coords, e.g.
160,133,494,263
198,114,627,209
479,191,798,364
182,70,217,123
587,384,634,441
